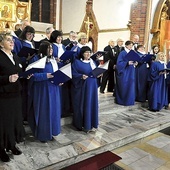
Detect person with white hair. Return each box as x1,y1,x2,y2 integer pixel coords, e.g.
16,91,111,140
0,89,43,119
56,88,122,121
132,34,140,51
100,39,116,93
62,31,77,46
40,27,54,43
14,20,30,37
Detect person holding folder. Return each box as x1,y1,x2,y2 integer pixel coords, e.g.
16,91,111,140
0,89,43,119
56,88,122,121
135,44,149,102
147,52,168,111
115,40,138,106
71,46,100,133
0,32,25,162
27,41,62,142
50,30,73,117
18,25,36,123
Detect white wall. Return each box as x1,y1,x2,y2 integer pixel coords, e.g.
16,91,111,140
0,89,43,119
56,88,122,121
93,0,131,29
61,0,132,50
62,0,87,33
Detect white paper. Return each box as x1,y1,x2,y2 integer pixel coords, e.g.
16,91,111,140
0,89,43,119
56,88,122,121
60,63,72,78
26,56,47,71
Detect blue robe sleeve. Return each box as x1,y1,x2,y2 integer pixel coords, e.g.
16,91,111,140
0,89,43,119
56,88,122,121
71,60,84,88
116,51,128,75
148,62,160,81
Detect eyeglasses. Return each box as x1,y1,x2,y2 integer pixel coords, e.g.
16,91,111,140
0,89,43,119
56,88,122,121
5,38,15,43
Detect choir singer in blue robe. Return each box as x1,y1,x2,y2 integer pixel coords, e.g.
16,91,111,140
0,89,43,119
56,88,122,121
71,46,99,133
115,40,138,106
135,44,149,102
147,52,168,111
27,41,62,142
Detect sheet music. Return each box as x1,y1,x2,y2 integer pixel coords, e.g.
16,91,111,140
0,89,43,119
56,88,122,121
26,56,47,71
60,63,72,78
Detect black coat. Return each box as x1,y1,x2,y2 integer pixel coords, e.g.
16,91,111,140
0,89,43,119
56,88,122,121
114,45,125,63
0,50,25,150
0,50,22,96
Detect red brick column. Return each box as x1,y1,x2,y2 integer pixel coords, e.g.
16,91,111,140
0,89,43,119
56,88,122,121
130,0,147,44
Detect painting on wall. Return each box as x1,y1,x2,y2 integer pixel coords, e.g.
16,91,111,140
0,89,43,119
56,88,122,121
0,2,16,22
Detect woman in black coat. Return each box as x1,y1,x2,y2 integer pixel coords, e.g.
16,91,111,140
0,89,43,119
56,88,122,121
0,32,25,162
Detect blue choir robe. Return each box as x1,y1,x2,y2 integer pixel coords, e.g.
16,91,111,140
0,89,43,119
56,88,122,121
135,51,149,102
71,59,99,131
52,43,66,58
167,61,170,103
115,50,136,106
52,43,73,117
12,35,22,55
147,61,168,111
27,55,61,141
71,45,81,59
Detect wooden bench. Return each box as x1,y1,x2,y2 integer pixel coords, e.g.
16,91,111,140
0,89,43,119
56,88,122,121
62,151,122,170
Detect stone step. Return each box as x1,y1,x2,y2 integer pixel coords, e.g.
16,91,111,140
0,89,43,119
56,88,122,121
38,105,170,170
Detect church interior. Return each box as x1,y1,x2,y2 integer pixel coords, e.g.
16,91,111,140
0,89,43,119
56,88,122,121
0,0,170,169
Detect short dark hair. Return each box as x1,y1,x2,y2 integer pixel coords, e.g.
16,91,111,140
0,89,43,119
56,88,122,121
50,30,63,43
79,46,91,60
125,40,133,46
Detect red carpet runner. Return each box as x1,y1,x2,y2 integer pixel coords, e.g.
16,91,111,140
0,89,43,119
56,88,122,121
62,151,123,170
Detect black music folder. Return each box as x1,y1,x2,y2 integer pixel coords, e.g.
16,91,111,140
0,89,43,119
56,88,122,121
34,41,41,49
159,68,170,73
125,50,141,62
65,42,74,50
19,56,46,78
140,54,155,63
50,63,72,85
91,51,107,60
89,60,109,77
17,46,38,58
60,50,75,62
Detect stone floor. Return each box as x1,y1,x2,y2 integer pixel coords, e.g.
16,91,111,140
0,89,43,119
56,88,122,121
0,92,170,170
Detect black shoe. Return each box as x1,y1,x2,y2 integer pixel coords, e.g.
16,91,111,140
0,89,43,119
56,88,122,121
149,109,157,112
7,146,22,155
100,91,105,94
0,149,10,162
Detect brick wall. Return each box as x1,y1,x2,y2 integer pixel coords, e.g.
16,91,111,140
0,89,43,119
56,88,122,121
130,0,147,44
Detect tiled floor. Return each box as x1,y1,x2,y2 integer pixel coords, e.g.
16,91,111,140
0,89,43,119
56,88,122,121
114,132,170,170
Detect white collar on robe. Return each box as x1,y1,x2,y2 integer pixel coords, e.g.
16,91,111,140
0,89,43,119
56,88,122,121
53,43,64,58
81,58,96,69
49,57,58,72
24,40,34,49
125,47,131,53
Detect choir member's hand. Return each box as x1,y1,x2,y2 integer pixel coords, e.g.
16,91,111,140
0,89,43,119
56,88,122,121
128,61,134,65
97,74,103,78
59,83,63,86
9,74,19,83
134,61,138,66
82,74,88,80
96,54,102,59
160,71,166,75
113,65,116,70
47,73,54,79
56,58,60,62
27,74,33,79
